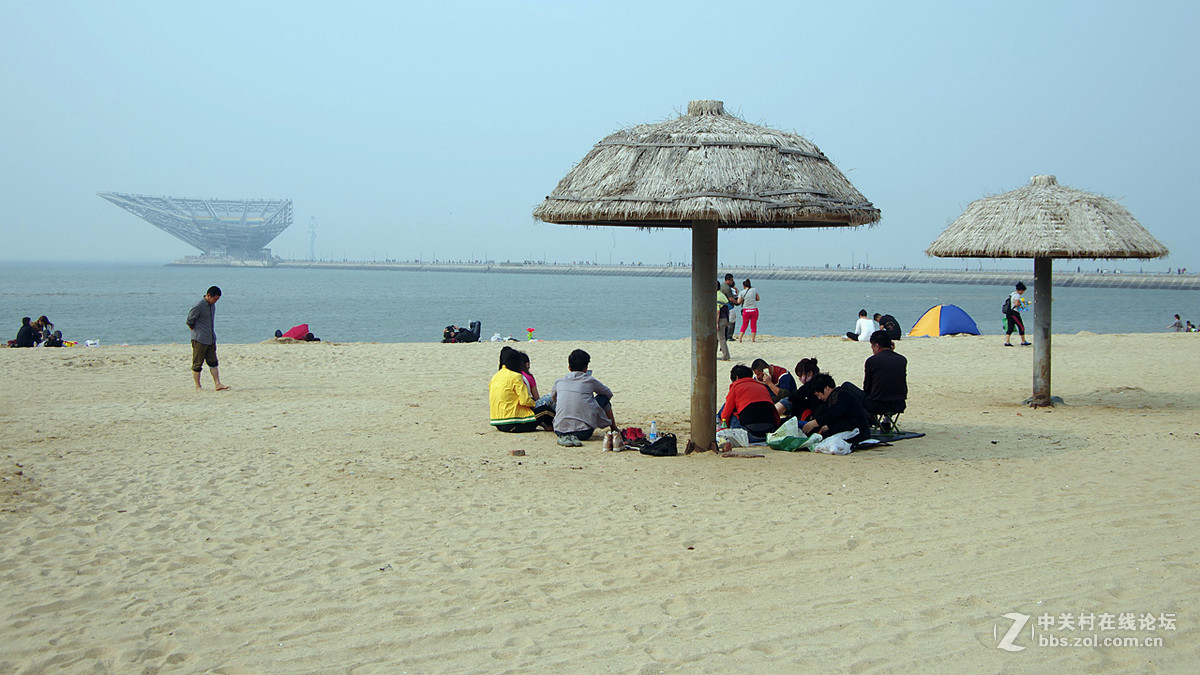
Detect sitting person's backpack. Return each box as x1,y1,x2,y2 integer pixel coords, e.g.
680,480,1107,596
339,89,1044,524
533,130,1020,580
639,433,678,456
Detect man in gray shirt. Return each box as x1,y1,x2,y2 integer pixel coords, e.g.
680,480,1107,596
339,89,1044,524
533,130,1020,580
551,349,617,443
720,273,740,340
186,285,229,391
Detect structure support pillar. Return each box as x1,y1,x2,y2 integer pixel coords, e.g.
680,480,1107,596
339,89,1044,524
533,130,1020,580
689,221,718,452
1030,256,1054,407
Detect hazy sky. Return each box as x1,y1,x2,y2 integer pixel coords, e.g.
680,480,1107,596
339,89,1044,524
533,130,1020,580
2,1,1196,270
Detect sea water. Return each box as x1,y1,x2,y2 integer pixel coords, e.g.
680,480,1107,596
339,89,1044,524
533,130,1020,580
0,261,1193,345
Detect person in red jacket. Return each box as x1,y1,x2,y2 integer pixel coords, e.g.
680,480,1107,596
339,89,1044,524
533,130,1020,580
720,364,780,433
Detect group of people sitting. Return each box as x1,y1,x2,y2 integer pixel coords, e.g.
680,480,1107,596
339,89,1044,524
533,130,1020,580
9,316,64,348
488,345,619,447
488,328,908,450
846,310,902,342
720,330,908,445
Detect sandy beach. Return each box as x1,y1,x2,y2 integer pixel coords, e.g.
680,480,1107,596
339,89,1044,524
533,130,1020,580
2,333,1198,672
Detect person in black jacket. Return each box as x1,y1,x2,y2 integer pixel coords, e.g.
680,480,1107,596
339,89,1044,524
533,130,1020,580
14,317,36,348
801,373,870,444
863,330,907,422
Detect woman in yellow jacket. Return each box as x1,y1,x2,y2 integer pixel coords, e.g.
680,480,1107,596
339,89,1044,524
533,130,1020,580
490,347,554,432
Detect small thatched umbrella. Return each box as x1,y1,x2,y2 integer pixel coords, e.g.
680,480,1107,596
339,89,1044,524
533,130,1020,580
926,174,1168,407
535,100,879,450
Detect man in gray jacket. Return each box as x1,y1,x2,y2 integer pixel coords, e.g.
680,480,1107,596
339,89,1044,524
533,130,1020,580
186,286,229,391
551,349,617,443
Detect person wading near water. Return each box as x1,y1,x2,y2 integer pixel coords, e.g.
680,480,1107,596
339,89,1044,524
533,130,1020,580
186,285,229,391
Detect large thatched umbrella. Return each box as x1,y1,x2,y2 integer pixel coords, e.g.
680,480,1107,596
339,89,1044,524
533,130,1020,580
927,174,1168,407
534,100,879,450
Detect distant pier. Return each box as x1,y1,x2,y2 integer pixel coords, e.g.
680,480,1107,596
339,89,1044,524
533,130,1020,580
166,258,1200,291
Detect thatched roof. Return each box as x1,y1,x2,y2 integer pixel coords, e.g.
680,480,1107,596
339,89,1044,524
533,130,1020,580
533,100,880,229
927,175,1168,259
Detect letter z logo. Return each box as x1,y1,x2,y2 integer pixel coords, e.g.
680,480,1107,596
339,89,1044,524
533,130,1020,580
996,612,1031,651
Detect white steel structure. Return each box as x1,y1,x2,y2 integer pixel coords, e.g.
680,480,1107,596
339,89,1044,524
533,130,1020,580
99,192,293,259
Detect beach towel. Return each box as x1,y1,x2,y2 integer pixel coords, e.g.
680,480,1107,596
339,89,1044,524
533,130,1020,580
282,324,310,339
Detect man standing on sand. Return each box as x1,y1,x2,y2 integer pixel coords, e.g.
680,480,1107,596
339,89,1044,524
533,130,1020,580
186,286,229,391
720,273,740,340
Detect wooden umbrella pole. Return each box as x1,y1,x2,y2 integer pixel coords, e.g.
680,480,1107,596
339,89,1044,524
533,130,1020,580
1031,256,1053,407
689,220,718,452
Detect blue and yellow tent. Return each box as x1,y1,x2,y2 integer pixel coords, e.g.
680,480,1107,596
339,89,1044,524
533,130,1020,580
908,304,980,337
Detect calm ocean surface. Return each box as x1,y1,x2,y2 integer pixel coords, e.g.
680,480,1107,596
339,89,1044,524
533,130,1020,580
0,261,1194,345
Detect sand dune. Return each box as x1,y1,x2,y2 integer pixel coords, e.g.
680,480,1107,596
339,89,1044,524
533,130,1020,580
2,333,1197,671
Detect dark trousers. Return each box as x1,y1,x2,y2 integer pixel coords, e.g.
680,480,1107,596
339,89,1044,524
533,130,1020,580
1005,310,1025,336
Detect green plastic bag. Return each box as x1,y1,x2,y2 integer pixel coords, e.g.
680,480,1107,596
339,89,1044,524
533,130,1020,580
767,435,806,452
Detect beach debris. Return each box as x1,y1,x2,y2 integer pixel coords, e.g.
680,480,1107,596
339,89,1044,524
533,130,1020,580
509,449,526,457
720,451,764,458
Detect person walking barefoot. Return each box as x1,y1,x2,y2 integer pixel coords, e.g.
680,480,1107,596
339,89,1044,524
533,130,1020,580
186,285,230,391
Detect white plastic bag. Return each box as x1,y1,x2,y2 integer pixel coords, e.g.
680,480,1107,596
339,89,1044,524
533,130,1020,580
716,428,750,448
767,417,801,443
812,429,858,455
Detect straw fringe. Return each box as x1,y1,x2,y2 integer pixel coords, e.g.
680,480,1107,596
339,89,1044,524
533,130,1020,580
926,175,1168,260
533,101,880,228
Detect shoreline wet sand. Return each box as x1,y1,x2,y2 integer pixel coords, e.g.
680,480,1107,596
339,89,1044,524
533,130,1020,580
2,333,1197,671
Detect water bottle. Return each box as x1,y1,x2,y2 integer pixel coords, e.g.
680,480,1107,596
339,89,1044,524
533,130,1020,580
649,421,658,442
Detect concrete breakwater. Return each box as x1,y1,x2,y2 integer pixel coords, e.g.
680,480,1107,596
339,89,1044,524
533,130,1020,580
168,258,1200,291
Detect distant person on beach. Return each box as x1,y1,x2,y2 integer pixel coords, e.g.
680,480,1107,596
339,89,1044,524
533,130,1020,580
717,283,731,361
1168,314,1183,332
551,349,618,446
863,330,907,427
33,316,53,345
1187,321,1196,333
802,373,870,444
720,274,740,340
516,351,554,430
738,279,760,342
186,286,229,391
720,364,780,435
750,358,794,402
14,317,36,348
516,351,539,397
776,358,822,420
846,309,876,342
1004,282,1030,346
489,346,554,433
43,330,64,348
443,321,481,343
878,313,902,340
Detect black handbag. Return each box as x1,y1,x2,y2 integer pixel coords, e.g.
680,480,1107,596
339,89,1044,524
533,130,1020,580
639,433,678,457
